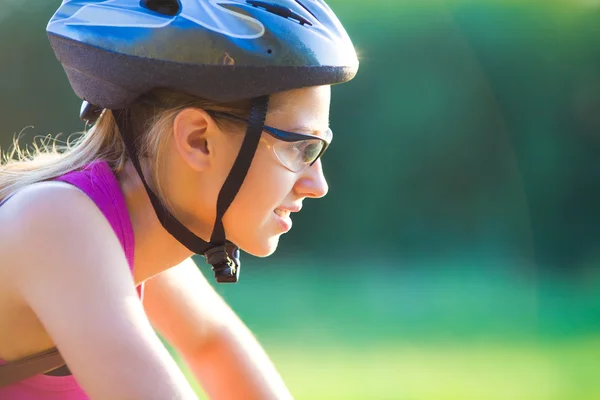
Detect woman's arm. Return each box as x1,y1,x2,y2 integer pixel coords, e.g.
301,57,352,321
144,258,293,400
3,183,197,400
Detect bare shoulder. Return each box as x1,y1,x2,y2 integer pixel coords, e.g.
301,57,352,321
0,180,100,230
0,180,127,289
0,182,196,398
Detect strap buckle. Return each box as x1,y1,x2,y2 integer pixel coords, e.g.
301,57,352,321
205,243,240,283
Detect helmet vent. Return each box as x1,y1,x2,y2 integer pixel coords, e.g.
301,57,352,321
140,0,181,17
294,0,318,21
246,0,312,26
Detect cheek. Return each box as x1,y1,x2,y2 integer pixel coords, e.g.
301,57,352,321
229,148,293,221
220,146,294,255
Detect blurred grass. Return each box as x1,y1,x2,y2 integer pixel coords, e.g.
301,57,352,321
165,259,600,400
171,337,600,400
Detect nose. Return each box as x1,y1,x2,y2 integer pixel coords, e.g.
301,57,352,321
294,159,329,199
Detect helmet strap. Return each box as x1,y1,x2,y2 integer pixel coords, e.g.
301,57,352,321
210,95,269,244
111,95,269,283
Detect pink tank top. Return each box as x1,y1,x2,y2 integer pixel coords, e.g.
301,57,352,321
0,160,140,399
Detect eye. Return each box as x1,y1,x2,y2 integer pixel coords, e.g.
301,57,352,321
295,141,322,163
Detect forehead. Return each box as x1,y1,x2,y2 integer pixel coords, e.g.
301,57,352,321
266,86,331,135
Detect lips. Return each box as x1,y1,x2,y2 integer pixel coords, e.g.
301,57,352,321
274,208,290,218
274,204,302,215
273,204,302,232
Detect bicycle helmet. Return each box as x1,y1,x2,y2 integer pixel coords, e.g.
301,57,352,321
47,0,359,283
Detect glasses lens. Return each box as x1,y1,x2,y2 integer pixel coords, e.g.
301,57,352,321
273,139,325,172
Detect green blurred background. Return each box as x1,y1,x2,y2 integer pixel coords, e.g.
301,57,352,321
2,0,600,399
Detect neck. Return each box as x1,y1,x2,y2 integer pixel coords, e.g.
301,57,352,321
116,160,193,284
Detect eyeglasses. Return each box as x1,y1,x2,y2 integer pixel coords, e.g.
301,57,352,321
211,112,332,173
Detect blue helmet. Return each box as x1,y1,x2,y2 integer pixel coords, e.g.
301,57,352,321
47,0,359,283
47,0,358,108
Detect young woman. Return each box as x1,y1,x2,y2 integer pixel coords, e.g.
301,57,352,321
0,0,358,399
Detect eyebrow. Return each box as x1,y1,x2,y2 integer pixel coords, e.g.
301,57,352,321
288,125,316,133
289,125,331,138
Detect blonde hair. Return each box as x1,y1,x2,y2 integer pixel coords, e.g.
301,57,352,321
0,88,251,205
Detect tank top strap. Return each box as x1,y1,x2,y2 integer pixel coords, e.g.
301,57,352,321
55,161,136,273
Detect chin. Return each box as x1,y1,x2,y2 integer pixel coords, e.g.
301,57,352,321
239,235,281,258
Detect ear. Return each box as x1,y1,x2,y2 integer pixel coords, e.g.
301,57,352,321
172,108,217,172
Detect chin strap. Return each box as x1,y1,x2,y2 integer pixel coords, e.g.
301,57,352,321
97,95,269,283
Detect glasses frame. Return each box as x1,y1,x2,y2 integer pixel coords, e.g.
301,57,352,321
211,112,332,172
